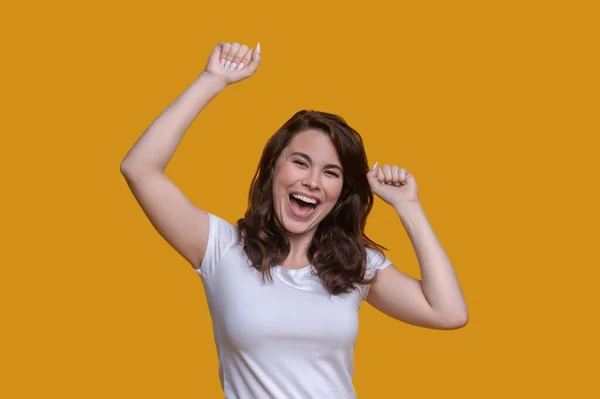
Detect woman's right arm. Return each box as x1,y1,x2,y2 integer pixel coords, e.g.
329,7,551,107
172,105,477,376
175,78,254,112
120,42,260,269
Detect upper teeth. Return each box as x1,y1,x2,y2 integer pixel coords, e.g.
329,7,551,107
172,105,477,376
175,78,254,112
292,194,317,204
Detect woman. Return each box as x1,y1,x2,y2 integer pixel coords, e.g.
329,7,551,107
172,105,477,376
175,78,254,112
120,41,468,398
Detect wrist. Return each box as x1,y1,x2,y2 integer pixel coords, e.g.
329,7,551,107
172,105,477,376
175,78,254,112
199,71,228,92
394,202,426,235
393,201,423,218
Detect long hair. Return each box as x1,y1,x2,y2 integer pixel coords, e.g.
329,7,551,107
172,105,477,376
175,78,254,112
236,110,386,295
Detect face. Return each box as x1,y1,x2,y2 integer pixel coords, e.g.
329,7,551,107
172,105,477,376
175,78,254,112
272,129,344,237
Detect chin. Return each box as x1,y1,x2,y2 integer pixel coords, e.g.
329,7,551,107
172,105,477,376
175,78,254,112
277,211,319,236
279,217,317,236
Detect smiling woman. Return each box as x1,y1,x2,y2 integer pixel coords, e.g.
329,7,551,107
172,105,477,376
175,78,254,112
237,114,384,296
120,41,468,399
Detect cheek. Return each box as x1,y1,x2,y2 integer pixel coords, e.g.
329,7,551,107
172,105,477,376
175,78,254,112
324,180,344,203
274,164,297,186
272,168,294,202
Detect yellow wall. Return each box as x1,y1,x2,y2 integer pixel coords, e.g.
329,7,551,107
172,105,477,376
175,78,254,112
2,0,598,397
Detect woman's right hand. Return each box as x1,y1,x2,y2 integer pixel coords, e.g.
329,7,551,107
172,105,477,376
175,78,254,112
203,42,261,86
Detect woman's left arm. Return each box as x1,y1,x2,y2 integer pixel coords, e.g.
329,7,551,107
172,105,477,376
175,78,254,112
365,163,468,330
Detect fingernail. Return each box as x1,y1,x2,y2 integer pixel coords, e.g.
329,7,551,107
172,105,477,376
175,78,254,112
220,58,225,65
256,42,261,54
371,161,378,170
237,63,244,70
225,60,231,71
231,62,237,71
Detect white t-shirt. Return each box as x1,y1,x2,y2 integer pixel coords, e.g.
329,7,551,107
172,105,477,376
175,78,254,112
196,213,392,398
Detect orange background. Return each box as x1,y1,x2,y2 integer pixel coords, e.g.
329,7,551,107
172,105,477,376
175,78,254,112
2,0,599,397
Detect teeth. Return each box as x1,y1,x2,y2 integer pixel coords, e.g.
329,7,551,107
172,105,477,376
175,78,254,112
291,193,318,204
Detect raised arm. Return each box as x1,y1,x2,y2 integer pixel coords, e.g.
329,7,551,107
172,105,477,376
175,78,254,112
120,42,261,269
365,163,468,330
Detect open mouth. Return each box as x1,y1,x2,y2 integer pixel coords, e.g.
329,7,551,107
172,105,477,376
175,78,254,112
288,193,320,218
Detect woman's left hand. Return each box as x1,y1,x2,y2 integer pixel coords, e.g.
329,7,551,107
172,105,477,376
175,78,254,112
367,162,420,210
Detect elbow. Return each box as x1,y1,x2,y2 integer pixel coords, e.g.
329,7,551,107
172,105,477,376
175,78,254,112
120,157,165,178
120,157,135,176
438,309,469,330
119,161,130,176
120,161,146,184
120,162,138,182
449,313,469,329
120,159,152,178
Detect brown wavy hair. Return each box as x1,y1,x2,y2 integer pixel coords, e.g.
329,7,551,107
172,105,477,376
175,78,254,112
236,110,386,295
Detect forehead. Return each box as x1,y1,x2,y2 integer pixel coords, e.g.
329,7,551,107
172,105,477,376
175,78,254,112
284,129,340,162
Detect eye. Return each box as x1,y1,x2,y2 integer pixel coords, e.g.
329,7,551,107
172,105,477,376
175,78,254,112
293,159,307,167
325,170,340,178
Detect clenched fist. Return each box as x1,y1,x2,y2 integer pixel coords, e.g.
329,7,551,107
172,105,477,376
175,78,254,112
367,162,420,210
204,42,261,86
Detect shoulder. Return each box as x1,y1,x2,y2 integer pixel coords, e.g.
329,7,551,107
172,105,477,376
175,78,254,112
207,213,238,236
206,213,241,252
356,247,393,300
197,213,241,278
365,247,392,278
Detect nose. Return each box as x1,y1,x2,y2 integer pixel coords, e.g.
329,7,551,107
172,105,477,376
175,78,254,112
302,180,318,190
302,174,320,190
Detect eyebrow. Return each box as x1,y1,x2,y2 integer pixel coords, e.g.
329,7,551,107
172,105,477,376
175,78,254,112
289,152,343,172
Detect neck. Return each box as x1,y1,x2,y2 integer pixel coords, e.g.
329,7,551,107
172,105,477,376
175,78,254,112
283,230,315,267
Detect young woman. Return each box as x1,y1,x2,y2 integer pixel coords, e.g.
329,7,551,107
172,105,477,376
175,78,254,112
120,41,468,398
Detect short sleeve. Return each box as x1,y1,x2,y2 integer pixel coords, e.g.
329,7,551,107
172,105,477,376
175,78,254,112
359,247,393,300
197,213,238,280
